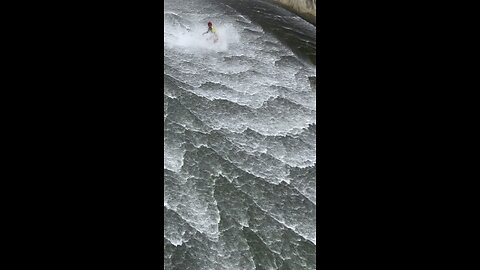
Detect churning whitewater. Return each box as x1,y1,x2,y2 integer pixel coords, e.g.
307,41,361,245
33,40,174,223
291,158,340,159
164,0,316,269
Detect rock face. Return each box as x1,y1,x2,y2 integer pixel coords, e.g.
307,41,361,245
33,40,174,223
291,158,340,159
270,0,316,25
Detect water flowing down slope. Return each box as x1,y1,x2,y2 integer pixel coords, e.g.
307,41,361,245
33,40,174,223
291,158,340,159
164,0,316,269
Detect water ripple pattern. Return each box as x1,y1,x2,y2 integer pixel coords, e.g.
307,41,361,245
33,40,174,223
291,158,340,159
164,0,316,269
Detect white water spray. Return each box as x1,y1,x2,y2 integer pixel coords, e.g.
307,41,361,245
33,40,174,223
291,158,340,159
165,21,240,52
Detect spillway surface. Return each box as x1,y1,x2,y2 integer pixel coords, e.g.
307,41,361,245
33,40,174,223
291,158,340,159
164,0,316,269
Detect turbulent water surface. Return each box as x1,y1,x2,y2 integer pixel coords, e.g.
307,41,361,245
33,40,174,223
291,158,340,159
164,0,316,269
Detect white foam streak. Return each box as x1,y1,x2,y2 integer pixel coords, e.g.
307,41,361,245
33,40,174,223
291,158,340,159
165,23,240,52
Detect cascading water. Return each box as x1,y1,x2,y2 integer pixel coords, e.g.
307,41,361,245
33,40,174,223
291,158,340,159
164,0,316,269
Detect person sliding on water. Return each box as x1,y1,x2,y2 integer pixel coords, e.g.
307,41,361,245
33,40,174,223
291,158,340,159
202,21,218,43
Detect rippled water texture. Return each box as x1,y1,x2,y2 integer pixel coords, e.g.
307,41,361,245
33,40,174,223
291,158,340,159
164,0,316,269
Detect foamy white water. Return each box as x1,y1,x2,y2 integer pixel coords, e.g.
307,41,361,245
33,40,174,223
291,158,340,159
164,0,316,269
